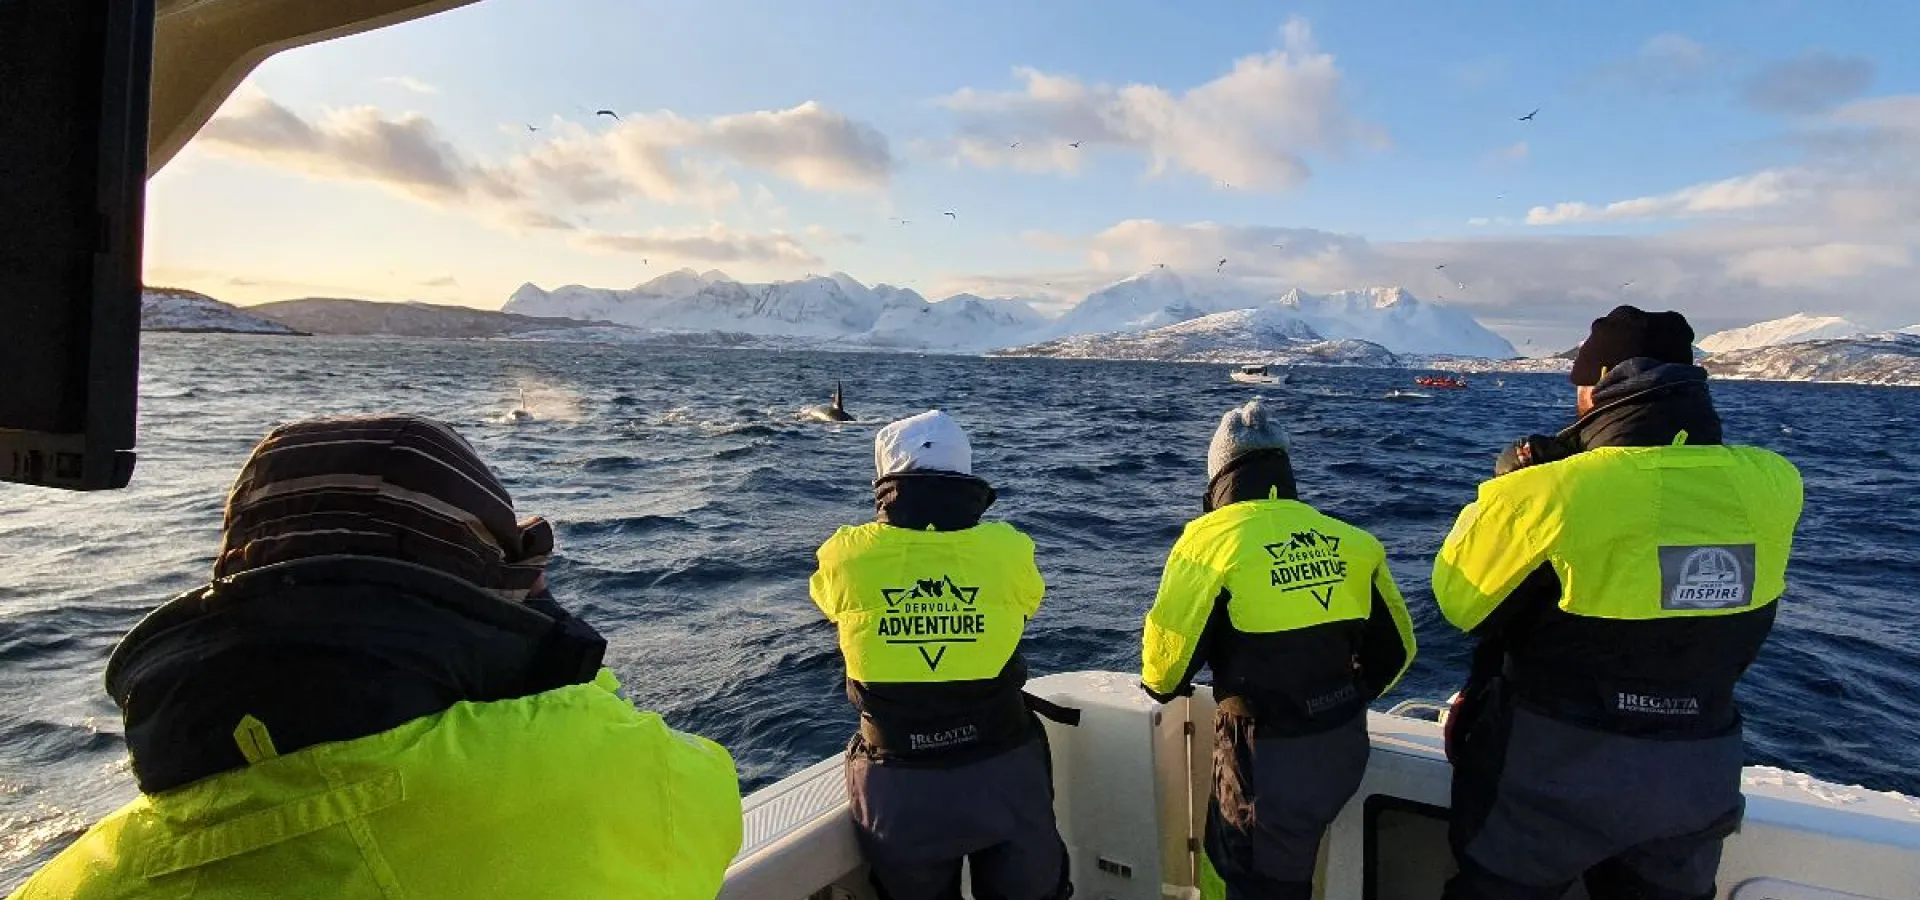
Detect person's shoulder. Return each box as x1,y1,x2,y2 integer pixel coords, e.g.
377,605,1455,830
1170,507,1256,563
971,520,1037,552
1308,509,1387,557
1478,451,1587,504
1727,444,1802,479
7,800,156,899
816,523,879,558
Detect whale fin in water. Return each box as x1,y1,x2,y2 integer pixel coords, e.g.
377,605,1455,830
803,380,855,423
825,380,853,421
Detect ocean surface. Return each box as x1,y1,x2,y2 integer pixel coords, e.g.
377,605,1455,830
3,334,1917,887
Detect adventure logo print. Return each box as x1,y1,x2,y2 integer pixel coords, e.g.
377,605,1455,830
879,576,985,671
1264,529,1349,609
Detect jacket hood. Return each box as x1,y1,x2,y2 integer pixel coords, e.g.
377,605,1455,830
874,472,996,531
1205,449,1299,512
1569,360,1723,450
108,555,605,793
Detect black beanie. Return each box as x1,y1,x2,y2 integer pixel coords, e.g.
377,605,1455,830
1570,305,1696,386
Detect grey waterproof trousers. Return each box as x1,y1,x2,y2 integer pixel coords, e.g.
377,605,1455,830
846,735,1070,900
1445,700,1746,900
1206,711,1371,900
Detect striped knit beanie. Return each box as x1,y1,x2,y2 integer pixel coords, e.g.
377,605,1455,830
214,415,552,601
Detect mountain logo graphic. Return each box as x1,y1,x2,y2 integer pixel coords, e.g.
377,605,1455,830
1262,528,1349,611
878,575,986,672
882,575,980,607
1265,529,1342,559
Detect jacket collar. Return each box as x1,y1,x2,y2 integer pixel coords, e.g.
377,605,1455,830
874,472,996,531
1205,450,1300,513
107,556,605,793
1568,360,1723,449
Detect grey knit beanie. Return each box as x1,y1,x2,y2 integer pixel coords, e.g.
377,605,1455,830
1207,399,1291,481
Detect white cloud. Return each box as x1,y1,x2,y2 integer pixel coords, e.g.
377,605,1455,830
1593,33,1716,94
376,76,441,96
1526,170,1800,225
1827,95,1920,137
1724,243,1910,288
1641,34,1710,70
193,88,896,238
935,18,1382,191
199,89,525,213
576,224,821,266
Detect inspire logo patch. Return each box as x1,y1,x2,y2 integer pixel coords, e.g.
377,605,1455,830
1659,544,1757,610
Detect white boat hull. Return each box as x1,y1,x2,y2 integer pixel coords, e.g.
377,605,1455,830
721,671,1920,899
1229,373,1286,385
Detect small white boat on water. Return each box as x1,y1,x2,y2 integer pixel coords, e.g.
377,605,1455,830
1230,365,1291,386
720,671,1920,900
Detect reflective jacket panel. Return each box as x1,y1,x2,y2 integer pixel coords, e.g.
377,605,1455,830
9,670,743,900
1435,445,1803,631
811,521,1044,683
1143,499,1415,702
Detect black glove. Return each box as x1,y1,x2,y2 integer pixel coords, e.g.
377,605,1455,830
1140,682,1190,704
1494,433,1575,477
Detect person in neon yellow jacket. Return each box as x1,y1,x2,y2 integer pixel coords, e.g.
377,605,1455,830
811,410,1071,900
8,415,742,900
1434,308,1803,900
1141,399,1416,900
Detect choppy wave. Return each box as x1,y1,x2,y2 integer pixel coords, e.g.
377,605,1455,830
1,333,1916,888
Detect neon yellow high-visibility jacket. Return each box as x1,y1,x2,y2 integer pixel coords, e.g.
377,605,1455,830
812,509,1045,761
7,669,743,900
1142,494,1415,729
1433,442,1803,734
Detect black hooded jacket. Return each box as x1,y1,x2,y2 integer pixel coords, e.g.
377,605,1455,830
1154,451,1411,736
108,556,606,793
1470,360,1776,739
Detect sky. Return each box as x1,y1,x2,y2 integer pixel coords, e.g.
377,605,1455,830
145,0,1920,351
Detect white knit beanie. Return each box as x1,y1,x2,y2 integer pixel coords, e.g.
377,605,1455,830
875,410,972,478
1207,399,1291,481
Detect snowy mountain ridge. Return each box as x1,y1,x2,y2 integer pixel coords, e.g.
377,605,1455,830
506,267,1516,358
1698,313,1869,354
997,306,1402,367
1702,332,1920,386
507,269,1048,351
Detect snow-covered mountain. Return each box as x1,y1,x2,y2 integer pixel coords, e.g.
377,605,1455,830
1273,287,1515,358
1046,269,1261,336
866,293,1048,351
507,269,892,339
142,288,301,334
998,307,1399,367
1901,324,1920,336
1702,333,1920,386
1698,314,1869,354
1033,271,1512,357
502,267,1514,358
507,269,1046,351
